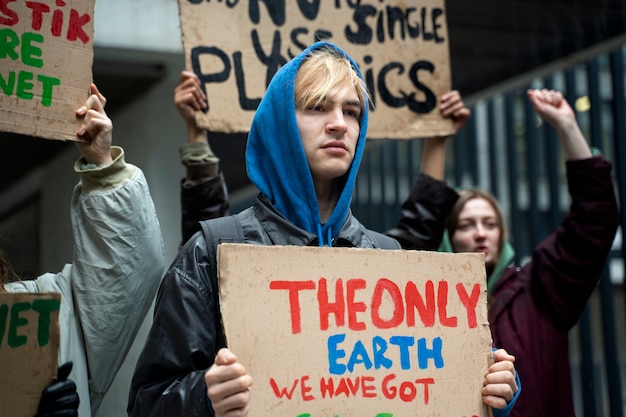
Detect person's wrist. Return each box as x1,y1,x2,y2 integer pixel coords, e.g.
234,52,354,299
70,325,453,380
423,136,449,148
85,155,114,166
552,116,579,136
81,149,114,166
187,125,207,144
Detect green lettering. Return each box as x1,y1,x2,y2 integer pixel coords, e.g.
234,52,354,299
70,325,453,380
16,70,34,100
21,32,44,68
32,299,60,347
8,302,29,348
0,28,19,60
0,304,7,348
0,71,16,96
37,74,60,106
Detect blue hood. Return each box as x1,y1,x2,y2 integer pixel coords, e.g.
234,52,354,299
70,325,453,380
245,42,368,246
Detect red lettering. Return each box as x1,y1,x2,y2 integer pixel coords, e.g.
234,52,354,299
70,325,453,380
66,9,89,43
273,277,476,332
319,376,377,399
456,283,480,328
405,280,435,327
319,376,334,398
269,377,299,399
415,377,435,404
381,374,435,404
51,8,62,36
361,376,376,398
0,0,18,26
25,1,49,31
318,278,345,330
16,1,90,43
371,278,403,329
437,280,457,327
300,375,314,401
335,376,359,397
346,278,367,330
269,280,315,334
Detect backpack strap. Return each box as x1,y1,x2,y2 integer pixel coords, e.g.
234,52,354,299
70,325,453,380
199,215,244,349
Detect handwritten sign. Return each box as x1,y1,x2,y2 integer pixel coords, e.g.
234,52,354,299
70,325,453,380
0,0,95,141
0,292,60,417
178,0,454,139
219,244,493,417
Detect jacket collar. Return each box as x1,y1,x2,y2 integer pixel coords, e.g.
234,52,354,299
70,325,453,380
253,194,366,248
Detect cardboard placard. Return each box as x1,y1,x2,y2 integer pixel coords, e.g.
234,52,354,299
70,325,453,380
219,244,493,417
0,292,61,417
0,0,95,141
178,0,454,139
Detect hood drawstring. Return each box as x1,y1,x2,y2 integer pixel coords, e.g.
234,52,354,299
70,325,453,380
317,223,324,247
316,223,334,247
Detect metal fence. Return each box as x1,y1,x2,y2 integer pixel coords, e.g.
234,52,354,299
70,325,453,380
353,45,626,416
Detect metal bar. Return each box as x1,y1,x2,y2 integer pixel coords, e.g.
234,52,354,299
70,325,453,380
504,93,522,265
540,76,561,229
524,91,542,249
566,67,598,417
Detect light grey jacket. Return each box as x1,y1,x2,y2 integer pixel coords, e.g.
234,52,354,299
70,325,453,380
6,147,165,417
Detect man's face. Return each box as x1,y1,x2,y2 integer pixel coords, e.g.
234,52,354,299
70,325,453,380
296,85,361,185
450,197,502,268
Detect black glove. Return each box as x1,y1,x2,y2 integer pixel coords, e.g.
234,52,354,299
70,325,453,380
35,361,80,417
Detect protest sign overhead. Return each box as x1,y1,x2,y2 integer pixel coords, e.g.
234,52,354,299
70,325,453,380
219,244,493,417
178,0,454,139
0,0,95,141
0,292,61,417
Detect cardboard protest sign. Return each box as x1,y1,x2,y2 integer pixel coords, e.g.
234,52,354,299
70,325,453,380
219,244,493,417
0,292,61,417
178,0,454,139
0,0,95,141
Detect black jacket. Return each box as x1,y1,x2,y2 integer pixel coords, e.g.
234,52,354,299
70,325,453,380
128,194,400,417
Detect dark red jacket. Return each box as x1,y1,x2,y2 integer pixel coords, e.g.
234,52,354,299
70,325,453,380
488,157,618,416
391,157,618,416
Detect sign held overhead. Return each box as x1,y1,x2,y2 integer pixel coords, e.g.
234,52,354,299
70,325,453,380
0,0,95,141
177,0,454,139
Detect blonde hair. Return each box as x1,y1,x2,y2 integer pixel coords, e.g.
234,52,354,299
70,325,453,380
294,46,370,121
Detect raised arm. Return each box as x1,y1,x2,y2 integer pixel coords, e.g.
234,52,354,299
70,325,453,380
71,84,165,411
176,70,230,244
385,90,469,250
522,88,618,331
526,88,592,160
75,84,114,165
421,90,471,180
176,70,209,145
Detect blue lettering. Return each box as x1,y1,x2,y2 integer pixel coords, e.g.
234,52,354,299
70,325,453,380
417,337,444,369
328,333,347,374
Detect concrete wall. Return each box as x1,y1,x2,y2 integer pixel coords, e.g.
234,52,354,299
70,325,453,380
93,0,182,53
